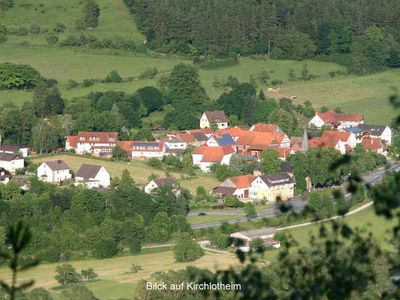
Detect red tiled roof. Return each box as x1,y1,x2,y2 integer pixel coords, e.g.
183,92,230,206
192,145,235,163
236,132,274,149
322,130,351,142
250,123,280,133
188,128,213,135
216,127,247,138
317,111,363,124
66,136,78,148
177,133,195,143
308,137,339,149
76,132,119,144
229,175,255,189
362,137,383,151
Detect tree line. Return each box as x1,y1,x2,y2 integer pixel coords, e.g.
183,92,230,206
125,0,400,73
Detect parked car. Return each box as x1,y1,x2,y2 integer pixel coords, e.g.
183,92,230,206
198,212,208,216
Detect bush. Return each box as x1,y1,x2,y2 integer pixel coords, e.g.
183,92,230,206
273,231,286,241
138,67,158,80
54,263,82,286
131,264,143,273
53,22,66,33
0,63,42,89
173,233,204,262
146,158,163,168
46,34,59,46
66,79,79,89
271,79,283,86
104,70,122,83
92,238,119,258
82,79,95,87
128,238,141,254
29,24,41,34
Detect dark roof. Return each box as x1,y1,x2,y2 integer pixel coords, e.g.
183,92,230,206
76,164,103,180
357,124,388,136
44,160,70,171
204,111,227,123
215,134,235,146
260,172,295,187
0,168,11,179
153,177,177,187
0,152,21,161
280,162,293,173
0,144,27,152
192,132,208,142
212,186,236,196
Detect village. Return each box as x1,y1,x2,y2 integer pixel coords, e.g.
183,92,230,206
0,109,391,204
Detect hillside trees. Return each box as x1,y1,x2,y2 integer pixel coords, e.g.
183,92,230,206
260,148,281,174
33,83,64,117
0,63,42,90
82,0,100,29
173,233,204,262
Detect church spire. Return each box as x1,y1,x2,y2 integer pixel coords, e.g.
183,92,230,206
301,126,309,151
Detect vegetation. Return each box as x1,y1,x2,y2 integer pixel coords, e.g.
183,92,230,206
0,63,42,89
173,233,204,262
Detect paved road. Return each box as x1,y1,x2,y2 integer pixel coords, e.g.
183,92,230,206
191,161,400,229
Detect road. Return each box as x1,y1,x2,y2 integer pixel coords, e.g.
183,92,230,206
191,161,400,229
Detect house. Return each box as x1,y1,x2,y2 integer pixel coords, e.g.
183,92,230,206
37,160,71,184
119,141,166,159
308,137,347,154
250,172,295,201
250,123,282,133
216,127,248,141
192,145,235,172
144,177,180,195
321,130,357,148
216,174,256,200
0,153,24,173
75,164,111,188
0,168,11,184
357,124,392,145
200,111,228,129
66,132,119,157
206,134,236,148
230,227,278,248
0,144,31,157
308,111,364,129
236,131,290,158
361,136,385,155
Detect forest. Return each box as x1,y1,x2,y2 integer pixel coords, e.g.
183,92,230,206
125,0,400,73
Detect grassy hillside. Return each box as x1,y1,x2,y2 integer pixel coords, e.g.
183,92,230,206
32,154,220,193
1,0,144,45
0,43,397,124
0,250,237,300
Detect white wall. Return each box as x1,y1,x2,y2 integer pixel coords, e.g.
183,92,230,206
0,158,24,173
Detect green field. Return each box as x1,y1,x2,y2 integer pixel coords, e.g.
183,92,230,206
187,213,245,224
0,250,238,300
1,0,144,45
31,154,220,194
0,42,398,123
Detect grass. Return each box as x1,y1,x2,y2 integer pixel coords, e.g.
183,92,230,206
0,43,398,123
31,154,220,193
187,214,245,224
1,0,144,45
0,250,238,300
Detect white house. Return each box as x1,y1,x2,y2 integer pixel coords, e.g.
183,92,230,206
0,153,24,173
217,175,255,200
309,111,364,129
0,168,11,184
66,132,118,157
249,172,295,201
192,145,235,172
75,164,111,189
357,124,392,145
200,111,228,129
0,144,31,157
144,177,179,195
37,160,72,184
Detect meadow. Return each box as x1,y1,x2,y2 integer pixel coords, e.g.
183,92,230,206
0,43,398,124
31,154,220,194
0,250,238,300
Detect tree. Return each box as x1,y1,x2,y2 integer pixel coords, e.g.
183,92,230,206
104,70,122,83
269,108,296,135
61,285,98,300
244,203,256,218
33,83,64,117
92,238,119,259
32,119,59,154
54,263,81,286
308,189,335,218
112,145,127,161
146,212,171,243
26,288,54,300
0,63,42,90
173,233,204,262
0,222,39,300
81,268,98,282
259,148,281,174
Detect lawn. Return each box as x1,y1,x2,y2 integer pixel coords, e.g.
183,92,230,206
187,214,245,225
0,250,238,300
31,154,220,193
1,0,144,45
0,42,397,124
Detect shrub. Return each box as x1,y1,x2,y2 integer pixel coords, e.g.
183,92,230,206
0,63,42,89
66,79,79,89
29,24,41,34
271,79,283,86
82,79,95,87
0,34,7,44
45,34,59,46
54,263,82,286
146,158,163,168
92,238,119,258
53,22,66,33
104,70,122,83
138,67,158,80
131,264,143,273
81,268,98,281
